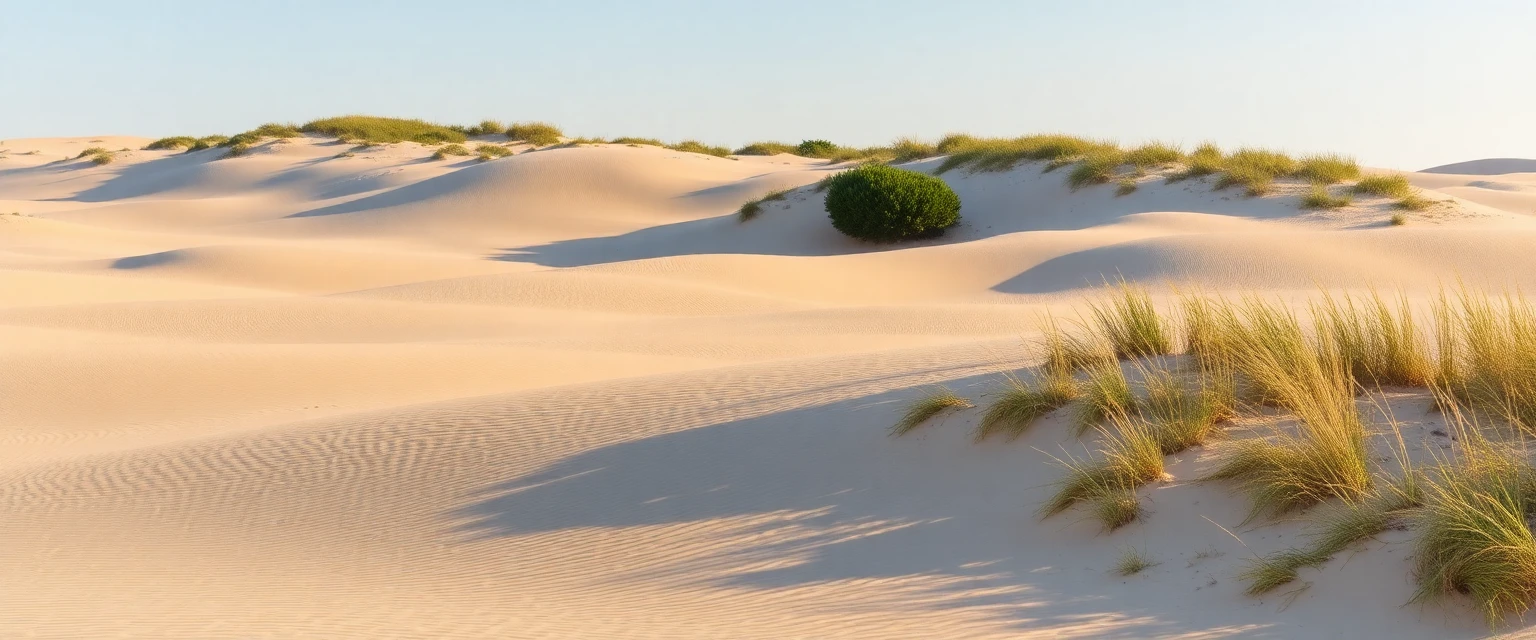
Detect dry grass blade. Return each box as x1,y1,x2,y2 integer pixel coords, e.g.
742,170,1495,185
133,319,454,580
974,371,1077,442
1041,414,1165,518
1090,282,1173,359
890,386,973,437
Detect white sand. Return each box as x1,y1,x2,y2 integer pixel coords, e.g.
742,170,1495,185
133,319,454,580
4,136,1536,638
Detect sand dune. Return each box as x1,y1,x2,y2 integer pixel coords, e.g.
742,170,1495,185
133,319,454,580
5,136,1536,638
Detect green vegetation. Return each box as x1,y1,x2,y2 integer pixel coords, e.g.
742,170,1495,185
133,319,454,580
934,134,1119,175
667,140,731,157
1074,363,1137,436
1300,185,1352,209
1124,142,1183,169
1090,282,1174,359
1115,178,1138,196
249,122,301,139
1114,546,1158,576
1243,474,1421,595
1167,143,1224,182
75,147,109,159
974,371,1079,441
224,142,252,158
144,136,197,150
505,122,563,146
1352,174,1414,198
612,137,665,147
823,164,961,242
89,150,115,165
302,115,466,145
796,139,838,158
1067,150,1127,190
1395,195,1431,211
732,141,797,155
463,119,506,136
1041,414,1165,517
475,144,514,161
1390,213,1408,225
185,135,228,152
1294,154,1362,184
430,144,472,160
1094,486,1144,532
737,187,791,222
890,387,973,437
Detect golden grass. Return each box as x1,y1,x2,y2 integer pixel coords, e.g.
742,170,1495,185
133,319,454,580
1093,486,1144,532
302,115,465,145
1041,315,1116,374
430,144,471,160
737,188,791,222
975,370,1078,442
1124,142,1183,169
475,144,514,161
1395,195,1431,212
1042,414,1165,518
667,140,732,158
1114,545,1158,575
1353,174,1414,199
1314,291,1432,387
1142,367,1234,454
505,122,563,146
890,387,973,437
144,136,197,150
934,134,1118,175
1115,178,1138,197
1090,282,1175,359
1066,150,1127,190
732,141,796,156
1294,154,1361,185
1074,363,1137,437
1300,184,1352,209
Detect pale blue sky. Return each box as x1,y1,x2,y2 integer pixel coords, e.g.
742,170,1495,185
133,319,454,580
4,0,1532,169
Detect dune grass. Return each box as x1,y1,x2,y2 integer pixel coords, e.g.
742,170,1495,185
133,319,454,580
430,144,471,160
76,147,109,159
1438,289,1536,431
1313,291,1432,388
1294,154,1362,185
88,150,115,165
1301,185,1352,209
249,122,301,139
1090,282,1175,359
737,188,791,222
733,141,797,156
475,144,513,161
1041,315,1116,375
1067,150,1127,190
1124,142,1184,169
185,135,228,152
301,116,463,145
1114,545,1158,575
1395,195,1431,211
667,140,732,158
1211,148,1300,197
463,119,506,136
505,122,563,146
612,137,665,147
1074,362,1138,437
1093,486,1144,532
1142,368,1234,454
890,387,974,437
144,136,197,150
1167,143,1225,182
1115,178,1138,197
223,142,252,158
1042,414,1165,518
934,134,1119,175
974,370,1079,442
1352,174,1414,199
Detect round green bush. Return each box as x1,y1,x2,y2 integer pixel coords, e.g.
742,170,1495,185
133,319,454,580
823,165,961,242
797,139,837,157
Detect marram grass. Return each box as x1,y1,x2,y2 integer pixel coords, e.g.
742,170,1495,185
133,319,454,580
737,188,791,222
974,370,1078,442
890,387,973,437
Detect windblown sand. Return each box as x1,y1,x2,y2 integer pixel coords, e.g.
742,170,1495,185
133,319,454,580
4,136,1536,638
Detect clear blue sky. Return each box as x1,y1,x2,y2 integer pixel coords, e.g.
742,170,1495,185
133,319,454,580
4,0,1532,170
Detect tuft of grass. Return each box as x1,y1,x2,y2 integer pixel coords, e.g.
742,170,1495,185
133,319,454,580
249,122,301,139
1389,213,1408,226
1294,154,1361,185
1093,486,1144,532
1074,363,1137,436
1142,368,1233,454
935,134,1119,175
430,144,471,160
1114,545,1159,576
1042,414,1166,518
1411,438,1536,627
1395,195,1431,211
186,135,228,152
475,144,513,161
144,136,197,150
1313,290,1431,387
1212,148,1298,196
1300,184,1352,209
732,141,796,156
888,137,938,163
737,188,791,222
1090,282,1174,359
223,142,251,158
303,115,465,145
612,137,665,147
1041,315,1116,375
1124,142,1183,169
1352,174,1413,199
1115,178,1138,197
464,119,506,136
974,370,1079,442
1066,150,1126,190
505,122,563,146
1441,289,1536,431
667,140,732,158
890,387,973,437
76,147,109,159
1167,142,1224,182
88,150,114,165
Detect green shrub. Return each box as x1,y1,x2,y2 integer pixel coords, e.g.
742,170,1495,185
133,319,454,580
144,136,197,150
89,151,115,165
667,140,731,157
506,122,563,145
797,139,838,158
302,115,466,145
733,141,797,155
823,164,961,242
430,144,472,160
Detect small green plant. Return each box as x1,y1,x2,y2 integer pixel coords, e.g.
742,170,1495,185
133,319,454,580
89,150,114,165
506,122,563,146
1390,213,1408,226
668,140,732,157
888,137,938,163
249,122,301,139
1093,486,1144,532
1115,178,1138,197
1142,368,1233,454
224,142,251,158
934,134,1118,175
974,370,1078,441
1041,315,1115,374
1114,545,1158,576
737,188,791,222
1352,174,1413,198
823,164,961,242
75,146,109,159
1074,363,1137,436
796,139,838,158
732,141,797,155
430,144,472,160
1167,142,1224,182
1294,154,1361,184
475,144,513,160
464,119,506,136
1301,185,1352,209
890,387,973,437
300,115,464,145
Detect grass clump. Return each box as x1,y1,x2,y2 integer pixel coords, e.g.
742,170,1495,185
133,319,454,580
1439,289,1536,431
935,134,1119,175
223,142,251,158
1094,486,1144,532
1300,184,1352,209
1167,142,1225,182
144,136,197,150
733,141,797,156
430,144,471,160
505,122,563,146
1042,414,1166,517
1067,150,1127,190
890,387,973,437
1352,174,1413,199
1090,282,1174,359
185,135,228,152
1390,213,1408,226
974,370,1079,442
888,137,938,164
612,137,665,147
303,115,465,145
737,188,791,222
1041,315,1115,374
1115,178,1138,197
667,140,732,157
475,144,513,161
1074,363,1137,436
1114,545,1158,575
463,119,506,136
796,139,838,158
1294,154,1361,184
1213,148,1298,196
76,147,109,159
1142,368,1234,454
249,122,301,139
1313,291,1431,388
1124,142,1183,169
1395,195,1431,211
88,150,115,165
